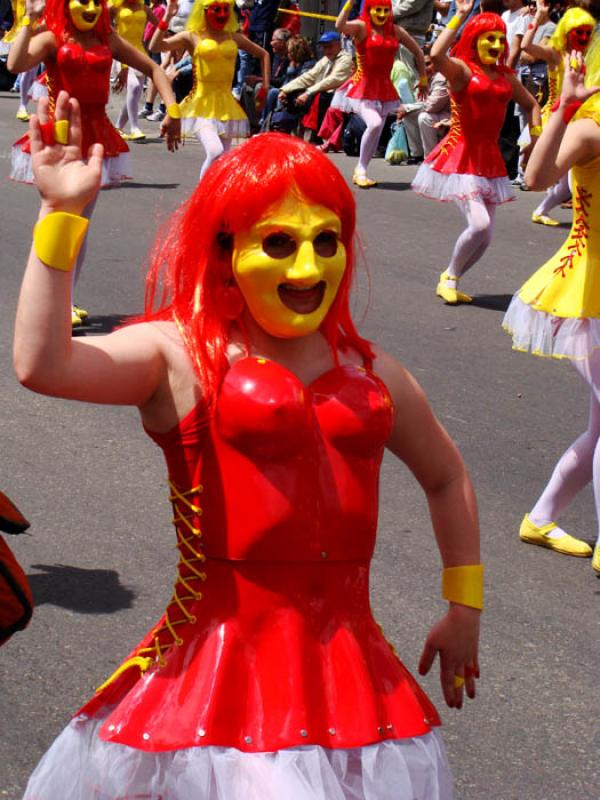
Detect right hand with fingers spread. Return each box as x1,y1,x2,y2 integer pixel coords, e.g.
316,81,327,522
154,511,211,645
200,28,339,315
30,91,103,216
560,50,600,107
455,0,474,18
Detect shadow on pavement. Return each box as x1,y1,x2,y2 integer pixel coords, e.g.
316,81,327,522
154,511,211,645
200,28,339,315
470,294,513,312
123,181,180,189
28,564,135,613
372,180,413,192
73,314,135,335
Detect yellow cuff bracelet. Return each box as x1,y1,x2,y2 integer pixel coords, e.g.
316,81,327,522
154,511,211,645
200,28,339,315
54,119,69,145
529,124,542,137
446,14,462,30
442,564,484,610
33,212,89,273
21,14,31,26
167,102,182,119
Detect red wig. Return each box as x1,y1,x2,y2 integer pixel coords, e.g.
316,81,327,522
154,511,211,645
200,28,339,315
359,0,395,38
143,134,374,405
43,0,112,43
451,13,509,72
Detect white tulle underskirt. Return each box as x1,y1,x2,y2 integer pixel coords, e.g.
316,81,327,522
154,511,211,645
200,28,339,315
10,148,132,187
182,116,249,139
503,294,600,360
412,162,515,206
330,86,399,118
23,709,454,800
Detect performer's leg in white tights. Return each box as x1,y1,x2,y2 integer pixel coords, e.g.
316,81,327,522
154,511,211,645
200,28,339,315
116,69,144,134
197,124,232,180
355,104,385,177
446,197,497,279
529,349,600,547
17,67,36,116
533,172,571,219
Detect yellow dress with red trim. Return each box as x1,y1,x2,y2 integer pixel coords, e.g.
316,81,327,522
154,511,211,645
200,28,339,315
0,0,25,53
331,30,400,115
11,39,130,186
412,67,515,205
23,356,453,800
179,36,249,138
503,129,600,359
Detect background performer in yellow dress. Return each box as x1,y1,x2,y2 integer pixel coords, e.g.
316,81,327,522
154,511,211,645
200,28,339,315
503,45,600,574
151,0,269,179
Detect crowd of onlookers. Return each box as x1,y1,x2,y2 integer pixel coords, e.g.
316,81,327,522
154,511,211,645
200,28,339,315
1,0,598,172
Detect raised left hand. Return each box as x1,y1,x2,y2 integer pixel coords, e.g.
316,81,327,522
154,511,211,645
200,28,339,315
418,604,480,709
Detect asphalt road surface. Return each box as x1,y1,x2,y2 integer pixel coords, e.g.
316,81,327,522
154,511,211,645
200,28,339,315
0,91,598,800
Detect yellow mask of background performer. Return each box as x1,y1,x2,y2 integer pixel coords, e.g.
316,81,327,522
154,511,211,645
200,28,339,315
476,30,505,65
369,5,390,26
69,0,102,30
232,194,346,339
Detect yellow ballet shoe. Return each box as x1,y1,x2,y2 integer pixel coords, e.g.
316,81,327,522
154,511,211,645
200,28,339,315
16,109,30,122
122,129,146,141
531,213,559,227
592,545,600,574
519,514,592,557
352,171,377,188
72,303,88,321
71,307,83,328
435,271,472,304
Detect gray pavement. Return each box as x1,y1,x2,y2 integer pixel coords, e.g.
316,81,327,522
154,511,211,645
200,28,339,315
0,91,598,799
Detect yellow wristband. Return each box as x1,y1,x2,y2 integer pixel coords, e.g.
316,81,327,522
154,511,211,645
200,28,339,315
167,102,181,119
442,564,484,610
446,14,462,30
33,212,89,272
529,124,542,137
21,14,31,26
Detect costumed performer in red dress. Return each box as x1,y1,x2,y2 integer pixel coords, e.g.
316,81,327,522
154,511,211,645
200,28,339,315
412,0,541,305
335,0,427,188
7,0,181,327
16,92,482,799
503,47,600,572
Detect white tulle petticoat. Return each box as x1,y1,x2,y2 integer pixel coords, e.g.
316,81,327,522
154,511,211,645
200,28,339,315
23,708,454,800
10,148,132,187
182,116,249,140
503,294,600,360
330,86,399,118
412,162,515,206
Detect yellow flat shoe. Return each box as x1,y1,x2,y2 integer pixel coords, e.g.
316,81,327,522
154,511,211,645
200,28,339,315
122,130,146,141
16,110,30,122
519,514,592,557
435,271,472,304
592,545,600,574
71,308,83,328
531,213,559,227
352,172,377,188
73,303,88,321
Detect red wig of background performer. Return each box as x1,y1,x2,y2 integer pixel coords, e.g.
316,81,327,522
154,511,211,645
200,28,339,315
452,13,510,72
359,0,395,37
43,0,112,42
143,133,374,403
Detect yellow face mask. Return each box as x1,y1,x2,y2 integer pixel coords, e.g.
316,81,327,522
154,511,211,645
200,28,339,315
369,5,390,26
232,193,346,339
476,30,505,65
69,0,102,30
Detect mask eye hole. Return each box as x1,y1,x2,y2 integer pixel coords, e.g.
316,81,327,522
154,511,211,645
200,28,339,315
263,232,296,259
313,231,338,258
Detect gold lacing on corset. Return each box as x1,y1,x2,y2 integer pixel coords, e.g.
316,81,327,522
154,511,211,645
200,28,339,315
47,74,56,116
351,50,364,86
553,185,592,278
96,481,206,693
440,97,461,156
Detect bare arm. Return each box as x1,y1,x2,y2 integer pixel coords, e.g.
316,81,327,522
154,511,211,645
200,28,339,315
335,0,365,40
430,0,474,92
526,52,600,189
395,24,426,83
520,2,559,66
234,32,270,90
374,348,481,709
7,0,55,73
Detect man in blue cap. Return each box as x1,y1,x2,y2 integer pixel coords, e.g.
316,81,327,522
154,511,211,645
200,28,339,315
275,30,353,134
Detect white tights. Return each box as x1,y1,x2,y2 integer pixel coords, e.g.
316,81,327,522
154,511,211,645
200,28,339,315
533,172,571,218
355,105,386,176
447,197,497,279
197,124,232,180
116,68,144,133
530,349,600,546
19,66,36,111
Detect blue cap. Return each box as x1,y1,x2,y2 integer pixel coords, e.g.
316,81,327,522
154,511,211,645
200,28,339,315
318,31,341,44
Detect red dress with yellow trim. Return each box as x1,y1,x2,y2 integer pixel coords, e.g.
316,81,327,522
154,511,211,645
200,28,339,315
23,357,453,800
412,68,514,205
11,40,131,186
332,31,400,115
